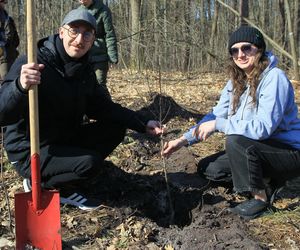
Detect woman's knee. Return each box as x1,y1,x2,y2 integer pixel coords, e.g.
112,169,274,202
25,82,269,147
225,135,252,153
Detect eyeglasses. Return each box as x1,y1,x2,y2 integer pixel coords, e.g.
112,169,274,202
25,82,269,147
62,26,94,42
229,44,254,58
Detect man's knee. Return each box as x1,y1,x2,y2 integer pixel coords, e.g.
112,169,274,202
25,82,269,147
75,154,103,178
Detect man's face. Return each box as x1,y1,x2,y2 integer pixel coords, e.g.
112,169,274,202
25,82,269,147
79,0,93,7
59,22,95,59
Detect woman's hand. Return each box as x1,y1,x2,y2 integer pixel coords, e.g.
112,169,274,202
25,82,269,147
20,63,45,90
192,120,216,141
162,136,188,158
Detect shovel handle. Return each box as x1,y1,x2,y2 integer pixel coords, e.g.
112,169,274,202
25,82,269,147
27,0,41,211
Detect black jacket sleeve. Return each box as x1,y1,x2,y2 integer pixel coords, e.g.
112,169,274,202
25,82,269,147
0,56,28,126
86,83,150,133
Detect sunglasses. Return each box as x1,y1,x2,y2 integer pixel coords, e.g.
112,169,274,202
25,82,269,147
229,44,253,58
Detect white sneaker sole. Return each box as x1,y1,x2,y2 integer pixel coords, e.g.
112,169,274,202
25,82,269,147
60,193,101,211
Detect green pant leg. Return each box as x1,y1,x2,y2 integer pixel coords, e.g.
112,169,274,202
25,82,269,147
93,62,111,99
0,62,8,82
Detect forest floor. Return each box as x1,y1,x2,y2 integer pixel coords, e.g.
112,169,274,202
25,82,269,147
1,70,300,249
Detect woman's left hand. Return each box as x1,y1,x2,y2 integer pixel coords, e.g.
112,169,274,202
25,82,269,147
192,120,216,141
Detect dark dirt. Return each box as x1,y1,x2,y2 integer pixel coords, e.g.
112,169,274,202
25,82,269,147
61,94,270,249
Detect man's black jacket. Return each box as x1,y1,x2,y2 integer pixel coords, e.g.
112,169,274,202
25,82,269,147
0,35,148,162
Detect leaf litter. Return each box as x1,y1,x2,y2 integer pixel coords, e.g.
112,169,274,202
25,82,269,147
0,70,299,249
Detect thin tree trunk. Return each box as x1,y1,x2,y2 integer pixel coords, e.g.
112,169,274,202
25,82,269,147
208,1,219,67
183,0,191,72
240,0,248,25
284,0,299,80
130,0,141,70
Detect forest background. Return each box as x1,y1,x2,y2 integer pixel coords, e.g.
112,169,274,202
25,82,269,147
1,1,300,248
5,0,300,79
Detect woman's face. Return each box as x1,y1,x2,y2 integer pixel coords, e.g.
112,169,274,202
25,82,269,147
229,42,258,75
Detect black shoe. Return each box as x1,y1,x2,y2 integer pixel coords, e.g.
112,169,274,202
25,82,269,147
229,198,269,220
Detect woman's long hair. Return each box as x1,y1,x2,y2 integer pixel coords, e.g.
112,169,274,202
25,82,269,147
227,49,269,114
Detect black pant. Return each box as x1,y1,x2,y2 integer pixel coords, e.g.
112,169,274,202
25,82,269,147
16,121,126,189
198,135,300,193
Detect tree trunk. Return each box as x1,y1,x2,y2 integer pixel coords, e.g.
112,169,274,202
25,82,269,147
240,0,249,25
130,0,141,70
208,1,219,67
284,0,299,80
183,0,191,72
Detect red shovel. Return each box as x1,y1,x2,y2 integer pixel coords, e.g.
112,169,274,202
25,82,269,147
14,0,62,249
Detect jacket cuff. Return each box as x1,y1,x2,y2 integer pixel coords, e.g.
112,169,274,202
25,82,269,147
183,127,199,145
16,78,28,94
215,117,226,133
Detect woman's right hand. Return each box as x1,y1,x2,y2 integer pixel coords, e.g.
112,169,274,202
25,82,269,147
20,63,44,90
162,136,188,158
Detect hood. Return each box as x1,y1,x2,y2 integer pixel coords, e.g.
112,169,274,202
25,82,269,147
261,51,278,78
37,34,65,75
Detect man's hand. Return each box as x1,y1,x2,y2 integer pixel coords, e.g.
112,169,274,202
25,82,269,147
145,120,164,136
20,63,45,90
161,136,188,158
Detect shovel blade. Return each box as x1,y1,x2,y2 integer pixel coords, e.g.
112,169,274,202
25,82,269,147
15,190,62,250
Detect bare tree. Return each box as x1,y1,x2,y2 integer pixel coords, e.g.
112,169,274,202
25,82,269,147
4,0,300,77
130,0,141,70
284,0,299,80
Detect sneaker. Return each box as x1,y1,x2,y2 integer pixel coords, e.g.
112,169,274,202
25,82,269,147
23,178,101,211
60,191,102,211
23,178,31,192
228,198,269,220
23,178,47,192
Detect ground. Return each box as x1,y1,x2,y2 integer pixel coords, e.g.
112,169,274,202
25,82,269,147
0,71,300,249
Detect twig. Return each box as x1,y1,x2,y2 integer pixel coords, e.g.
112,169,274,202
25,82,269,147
158,68,175,224
0,127,13,233
160,139,175,224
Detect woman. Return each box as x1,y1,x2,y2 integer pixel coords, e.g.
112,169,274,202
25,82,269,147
162,26,300,219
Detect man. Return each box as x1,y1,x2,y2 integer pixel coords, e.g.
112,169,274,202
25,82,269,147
0,0,19,82
78,0,118,98
0,9,162,210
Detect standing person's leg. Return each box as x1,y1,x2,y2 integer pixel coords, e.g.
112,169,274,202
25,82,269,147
0,62,8,82
225,135,300,218
94,62,110,98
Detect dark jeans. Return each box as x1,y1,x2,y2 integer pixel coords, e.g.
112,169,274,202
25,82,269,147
198,135,300,193
16,121,126,189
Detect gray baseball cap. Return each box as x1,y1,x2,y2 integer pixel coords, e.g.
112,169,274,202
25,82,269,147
61,9,96,30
